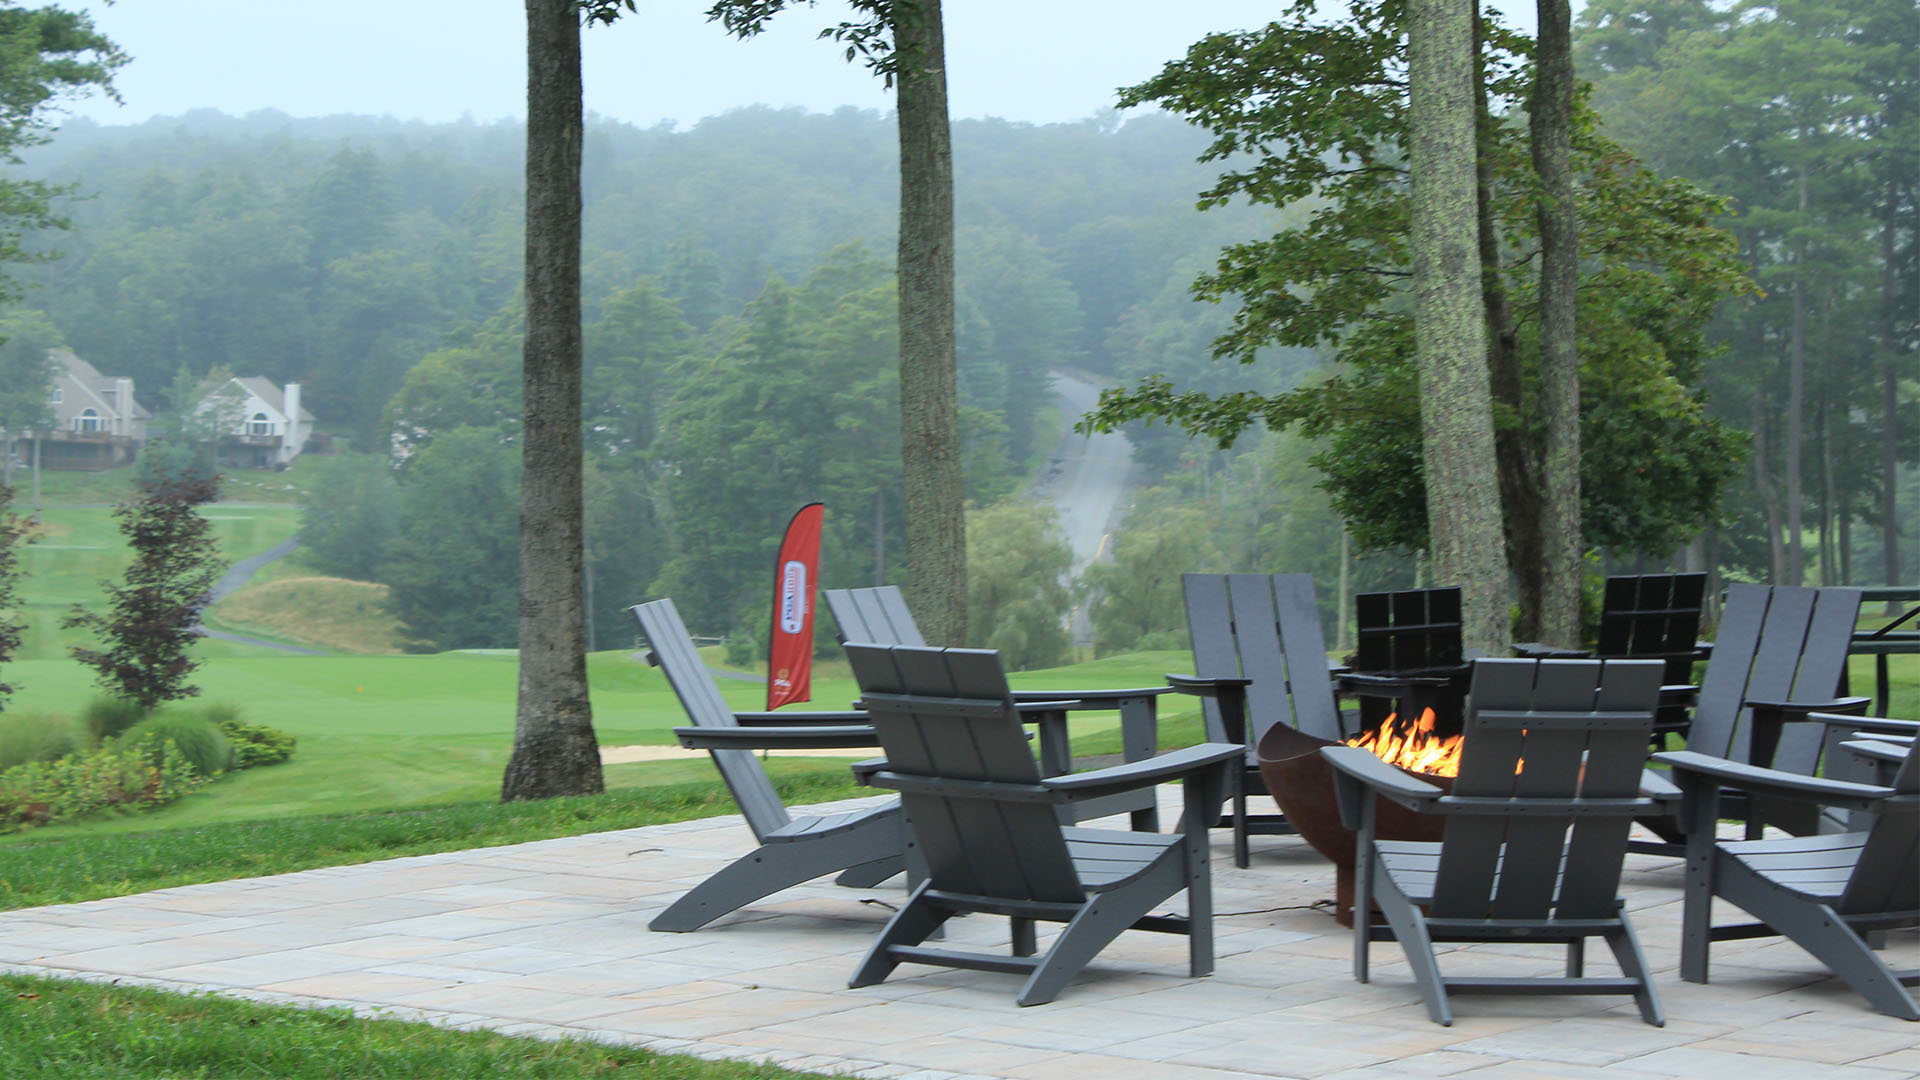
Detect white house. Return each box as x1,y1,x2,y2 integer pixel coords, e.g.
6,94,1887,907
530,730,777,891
35,348,150,470
198,376,315,469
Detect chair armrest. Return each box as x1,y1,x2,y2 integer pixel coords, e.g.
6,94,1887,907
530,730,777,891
1164,673,1251,698
1320,745,1445,813
1043,742,1242,800
1803,712,1919,736
865,772,1055,802
1512,642,1592,659
1746,697,1873,766
1653,749,1893,813
1012,698,1085,715
1638,767,1681,804
1010,686,1171,708
1744,696,1871,718
731,710,871,726
1337,671,1454,694
674,725,880,751
1841,739,1911,766
849,756,888,786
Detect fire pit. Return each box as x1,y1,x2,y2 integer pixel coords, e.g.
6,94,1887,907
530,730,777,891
1257,709,1459,926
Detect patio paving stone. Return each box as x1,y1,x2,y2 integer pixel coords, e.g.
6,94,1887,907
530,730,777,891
2,788,1915,1079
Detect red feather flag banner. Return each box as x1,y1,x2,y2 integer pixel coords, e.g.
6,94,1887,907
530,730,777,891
766,502,824,711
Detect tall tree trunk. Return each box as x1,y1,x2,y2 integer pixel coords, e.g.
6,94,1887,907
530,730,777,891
503,0,603,802
1881,194,1903,605
1474,14,1540,641
1532,0,1582,648
1784,165,1809,586
1409,0,1510,654
894,0,966,646
1818,291,1836,585
873,486,886,586
1754,407,1788,584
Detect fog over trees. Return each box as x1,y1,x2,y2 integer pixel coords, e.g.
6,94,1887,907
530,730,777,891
5,0,1914,658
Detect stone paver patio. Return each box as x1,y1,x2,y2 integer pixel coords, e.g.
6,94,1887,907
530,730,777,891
2,790,1915,1079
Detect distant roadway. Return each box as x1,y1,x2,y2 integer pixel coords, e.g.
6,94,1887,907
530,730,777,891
1030,370,1135,646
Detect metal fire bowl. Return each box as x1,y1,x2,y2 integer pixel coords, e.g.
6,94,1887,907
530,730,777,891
1257,722,1451,925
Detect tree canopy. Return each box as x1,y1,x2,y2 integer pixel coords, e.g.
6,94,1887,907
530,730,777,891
1083,0,1750,600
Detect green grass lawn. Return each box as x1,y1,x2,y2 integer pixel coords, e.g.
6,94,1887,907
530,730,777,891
0,645,1194,837
0,972,826,1079
17,502,304,660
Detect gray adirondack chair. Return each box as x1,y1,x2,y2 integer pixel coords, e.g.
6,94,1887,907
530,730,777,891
1349,585,1472,732
1322,657,1668,1026
1655,735,1919,1020
825,585,1169,829
632,598,908,932
1172,573,1345,867
1638,583,1873,847
1517,572,1709,744
842,641,1241,1006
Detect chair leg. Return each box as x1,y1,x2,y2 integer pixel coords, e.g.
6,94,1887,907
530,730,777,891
1186,852,1215,979
1352,835,1375,986
1372,865,1452,1026
1012,917,1037,957
1752,900,1920,1020
1017,877,1178,1007
1232,770,1251,869
1602,922,1667,1027
1567,937,1585,978
849,882,952,990
1677,844,1719,985
651,815,902,932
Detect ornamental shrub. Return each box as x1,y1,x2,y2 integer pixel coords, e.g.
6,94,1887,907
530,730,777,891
0,740,204,832
0,713,86,771
120,715,234,778
209,715,296,769
80,696,146,743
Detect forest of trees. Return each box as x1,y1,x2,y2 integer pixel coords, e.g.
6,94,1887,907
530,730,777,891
5,106,1290,656
1,0,1913,660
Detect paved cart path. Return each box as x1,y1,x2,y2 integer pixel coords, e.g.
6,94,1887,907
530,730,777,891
197,537,326,655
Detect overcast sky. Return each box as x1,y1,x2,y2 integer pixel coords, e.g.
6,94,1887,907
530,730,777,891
61,1,1545,131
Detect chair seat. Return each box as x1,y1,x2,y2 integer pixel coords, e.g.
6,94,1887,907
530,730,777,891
1061,826,1183,890
1721,830,1869,902
766,804,895,843
1376,839,1443,901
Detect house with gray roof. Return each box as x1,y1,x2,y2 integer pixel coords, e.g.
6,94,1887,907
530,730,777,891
39,348,150,470
197,376,315,469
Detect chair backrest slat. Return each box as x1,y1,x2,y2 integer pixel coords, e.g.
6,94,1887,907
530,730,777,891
1689,585,1863,768
1185,573,1343,744
1597,572,1706,662
1184,574,1241,743
1429,658,1660,922
632,599,791,839
1272,574,1346,742
847,643,1083,903
1356,587,1464,673
825,586,928,647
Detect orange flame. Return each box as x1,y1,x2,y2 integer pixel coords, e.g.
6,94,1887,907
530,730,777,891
1345,708,1463,778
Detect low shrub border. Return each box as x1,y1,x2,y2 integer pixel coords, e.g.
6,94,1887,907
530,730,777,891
0,708,297,834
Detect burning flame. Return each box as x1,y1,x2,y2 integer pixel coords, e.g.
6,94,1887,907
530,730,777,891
1346,708,1463,778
